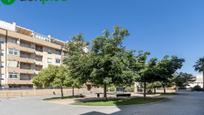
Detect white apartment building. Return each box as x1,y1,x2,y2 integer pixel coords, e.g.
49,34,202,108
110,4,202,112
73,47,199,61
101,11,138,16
0,20,65,88
187,74,203,88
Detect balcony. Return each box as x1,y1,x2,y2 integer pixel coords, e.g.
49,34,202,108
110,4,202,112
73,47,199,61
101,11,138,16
33,32,51,42
7,42,35,53
7,79,33,85
7,67,21,73
19,46,35,53
19,68,35,74
35,61,43,66
19,57,35,64
7,42,20,49
7,55,35,64
16,26,33,37
35,50,44,56
7,67,35,75
20,74,33,80
7,30,63,50
7,55,20,61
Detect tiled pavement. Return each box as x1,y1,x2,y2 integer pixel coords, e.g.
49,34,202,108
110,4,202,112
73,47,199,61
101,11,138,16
0,92,204,115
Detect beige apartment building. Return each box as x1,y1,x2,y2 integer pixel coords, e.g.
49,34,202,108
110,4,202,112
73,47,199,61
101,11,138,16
0,20,65,88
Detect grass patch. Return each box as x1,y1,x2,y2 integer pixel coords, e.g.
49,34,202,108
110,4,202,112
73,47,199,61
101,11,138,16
75,97,164,106
43,95,84,100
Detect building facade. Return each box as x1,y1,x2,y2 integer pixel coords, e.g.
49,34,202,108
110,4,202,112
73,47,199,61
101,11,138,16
187,74,203,89
0,20,65,88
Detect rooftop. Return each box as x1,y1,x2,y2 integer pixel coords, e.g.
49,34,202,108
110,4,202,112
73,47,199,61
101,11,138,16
0,20,65,46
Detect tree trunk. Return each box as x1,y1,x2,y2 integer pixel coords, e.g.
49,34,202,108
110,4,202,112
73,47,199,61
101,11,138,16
176,86,178,92
163,84,166,94
42,83,45,89
203,71,204,89
153,87,156,94
143,82,146,98
60,86,64,99
104,84,107,99
72,86,75,96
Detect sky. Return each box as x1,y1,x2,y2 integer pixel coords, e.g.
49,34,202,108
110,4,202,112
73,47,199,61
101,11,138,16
0,0,204,75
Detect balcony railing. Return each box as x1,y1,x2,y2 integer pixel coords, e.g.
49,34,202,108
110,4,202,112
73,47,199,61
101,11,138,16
19,46,35,53
19,68,35,74
7,79,33,85
33,32,51,42
8,67,35,75
19,57,35,64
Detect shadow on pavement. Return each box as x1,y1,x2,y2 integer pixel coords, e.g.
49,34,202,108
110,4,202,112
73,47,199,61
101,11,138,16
81,91,204,115
80,97,169,115
82,111,108,115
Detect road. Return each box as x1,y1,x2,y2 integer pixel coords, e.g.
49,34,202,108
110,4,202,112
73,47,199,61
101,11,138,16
0,92,204,115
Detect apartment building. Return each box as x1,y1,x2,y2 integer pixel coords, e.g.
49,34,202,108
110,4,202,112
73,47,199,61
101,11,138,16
187,74,203,89
0,20,65,88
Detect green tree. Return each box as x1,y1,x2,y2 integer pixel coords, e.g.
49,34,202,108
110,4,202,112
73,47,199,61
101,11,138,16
147,81,162,94
157,56,185,93
33,65,77,98
137,56,160,97
51,65,69,98
194,57,204,89
33,65,58,88
173,72,194,89
63,34,90,86
89,27,137,98
63,34,90,97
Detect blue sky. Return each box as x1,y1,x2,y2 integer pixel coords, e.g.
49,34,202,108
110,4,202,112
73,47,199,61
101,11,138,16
0,0,204,75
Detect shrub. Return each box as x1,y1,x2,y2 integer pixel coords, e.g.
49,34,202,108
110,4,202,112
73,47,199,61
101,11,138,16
108,85,116,92
125,85,134,92
192,85,202,91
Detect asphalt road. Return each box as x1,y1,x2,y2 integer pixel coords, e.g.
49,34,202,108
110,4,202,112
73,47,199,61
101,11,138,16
0,91,204,115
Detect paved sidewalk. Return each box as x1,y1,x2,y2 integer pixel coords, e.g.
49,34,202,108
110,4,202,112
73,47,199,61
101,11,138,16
0,92,204,115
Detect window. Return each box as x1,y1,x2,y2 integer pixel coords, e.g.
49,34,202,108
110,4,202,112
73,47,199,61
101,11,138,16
0,62,4,68
0,74,4,78
56,59,61,64
20,40,33,49
0,38,4,44
8,48,19,55
48,48,52,54
35,65,42,71
9,72,19,79
8,38,18,44
35,55,42,62
20,63,31,69
9,49,13,54
0,40,4,44
14,50,18,55
35,45,43,52
47,58,52,64
20,74,32,80
0,50,4,56
55,49,61,55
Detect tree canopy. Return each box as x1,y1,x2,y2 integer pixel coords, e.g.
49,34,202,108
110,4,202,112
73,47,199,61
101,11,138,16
33,26,187,99
194,57,204,72
156,56,185,93
173,72,194,88
33,65,79,98
194,57,204,89
63,34,90,84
